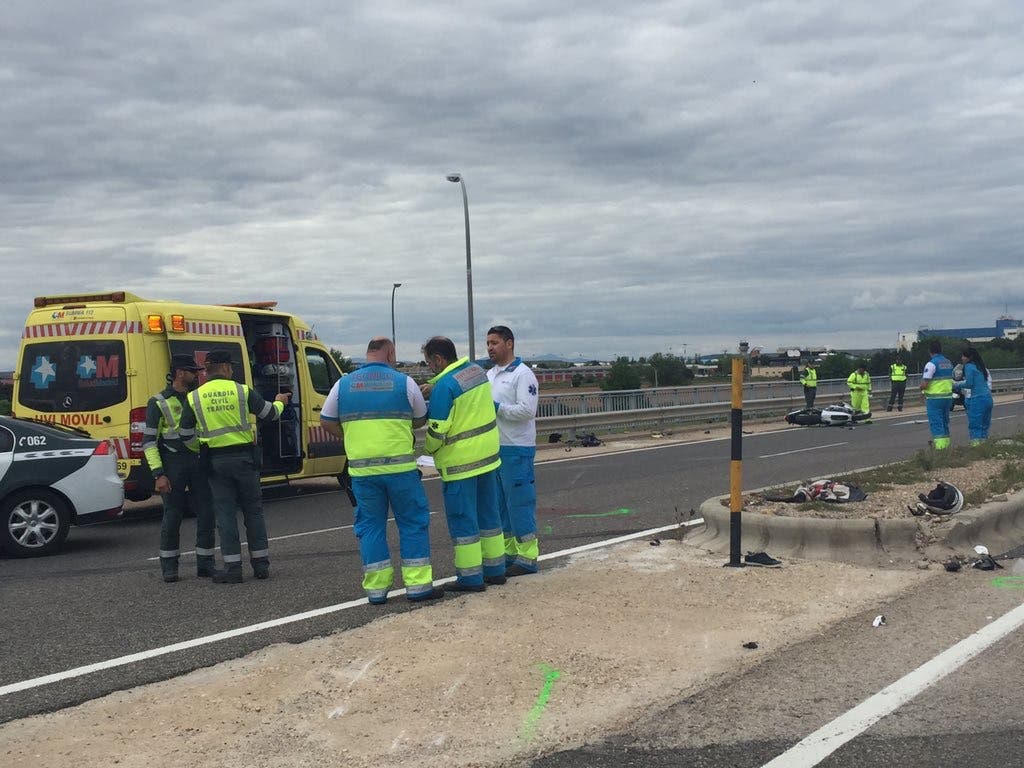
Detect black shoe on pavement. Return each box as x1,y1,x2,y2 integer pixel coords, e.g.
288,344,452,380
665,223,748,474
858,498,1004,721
252,559,270,580
505,564,537,578
886,405,893,412
196,559,216,578
212,565,244,583
408,587,446,602
744,551,783,568
159,557,179,583
444,581,486,593
484,575,507,586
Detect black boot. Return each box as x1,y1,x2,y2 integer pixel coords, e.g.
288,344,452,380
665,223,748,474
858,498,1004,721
212,563,243,583
196,556,216,578
252,558,270,580
160,557,179,583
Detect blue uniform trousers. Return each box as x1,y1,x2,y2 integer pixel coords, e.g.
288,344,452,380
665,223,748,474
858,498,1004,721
965,395,993,441
351,470,433,599
442,470,504,585
497,446,539,571
925,398,952,447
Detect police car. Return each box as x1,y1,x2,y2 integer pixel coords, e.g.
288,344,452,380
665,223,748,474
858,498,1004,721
0,416,124,557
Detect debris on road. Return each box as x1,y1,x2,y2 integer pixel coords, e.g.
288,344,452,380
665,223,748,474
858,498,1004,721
872,615,886,627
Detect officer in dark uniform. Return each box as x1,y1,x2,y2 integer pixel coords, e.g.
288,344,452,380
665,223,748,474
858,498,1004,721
142,354,215,582
183,348,290,583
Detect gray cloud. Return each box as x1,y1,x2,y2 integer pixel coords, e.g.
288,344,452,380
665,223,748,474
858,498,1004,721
2,0,1023,368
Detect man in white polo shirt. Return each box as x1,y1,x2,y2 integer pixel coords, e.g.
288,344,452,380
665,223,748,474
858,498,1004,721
485,325,540,576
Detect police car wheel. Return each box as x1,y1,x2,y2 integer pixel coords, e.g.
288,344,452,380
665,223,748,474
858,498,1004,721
1,489,72,558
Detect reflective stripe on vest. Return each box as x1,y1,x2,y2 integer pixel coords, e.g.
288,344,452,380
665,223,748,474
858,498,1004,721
428,361,501,481
923,355,953,398
190,381,252,446
337,363,416,476
890,364,907,382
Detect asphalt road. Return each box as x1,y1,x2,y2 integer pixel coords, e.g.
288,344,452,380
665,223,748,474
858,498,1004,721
3,400,1023,763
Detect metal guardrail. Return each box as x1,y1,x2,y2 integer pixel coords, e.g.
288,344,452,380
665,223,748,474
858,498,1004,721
537,373,1024,440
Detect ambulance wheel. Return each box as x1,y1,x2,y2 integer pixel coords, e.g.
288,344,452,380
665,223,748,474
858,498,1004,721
1,488,72,557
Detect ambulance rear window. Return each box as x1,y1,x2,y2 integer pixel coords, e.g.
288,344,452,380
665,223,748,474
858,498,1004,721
18,340,128,413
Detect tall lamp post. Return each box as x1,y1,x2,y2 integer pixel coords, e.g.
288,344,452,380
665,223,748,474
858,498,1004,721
446,172,475,362
391,282,402,351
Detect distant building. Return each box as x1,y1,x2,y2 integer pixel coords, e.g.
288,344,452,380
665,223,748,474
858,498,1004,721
898,316,1022,350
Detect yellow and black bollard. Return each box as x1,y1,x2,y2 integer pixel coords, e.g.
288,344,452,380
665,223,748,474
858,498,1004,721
726,357,744,567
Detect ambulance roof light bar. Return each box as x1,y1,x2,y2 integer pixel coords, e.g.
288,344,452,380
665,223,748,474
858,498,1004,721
34,291,128,308
218,301,278,310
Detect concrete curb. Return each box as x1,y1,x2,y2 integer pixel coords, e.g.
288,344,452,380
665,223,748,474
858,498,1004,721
692,489,1024,566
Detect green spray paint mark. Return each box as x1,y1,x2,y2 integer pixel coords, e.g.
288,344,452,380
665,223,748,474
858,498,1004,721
542,525,554,535
991,575,1024,589
564,508,633,519
520,664,561,740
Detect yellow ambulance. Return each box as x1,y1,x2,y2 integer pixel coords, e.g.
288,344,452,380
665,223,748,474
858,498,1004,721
12,291,346,500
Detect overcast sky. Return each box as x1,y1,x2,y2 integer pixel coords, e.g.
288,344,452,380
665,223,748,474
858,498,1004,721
3,1,1022,365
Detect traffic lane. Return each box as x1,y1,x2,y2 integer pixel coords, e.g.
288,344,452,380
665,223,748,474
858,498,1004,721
532,563,1024,768
824,622,1024,766
4,404,1020,722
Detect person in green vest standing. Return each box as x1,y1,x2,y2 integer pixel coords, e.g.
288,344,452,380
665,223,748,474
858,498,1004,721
421,336,505,593
184,348,290,583
887,356,908,412
799,360,818,408
920,340,954,449
846,363,872,418
143,354,215,583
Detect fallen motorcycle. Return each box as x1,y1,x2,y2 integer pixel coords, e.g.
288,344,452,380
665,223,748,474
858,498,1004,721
785,402,872,427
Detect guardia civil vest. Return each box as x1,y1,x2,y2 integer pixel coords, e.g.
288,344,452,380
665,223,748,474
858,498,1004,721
189,379,277,448
337,362,416,477
800,368,817,388
425,358,500,482
890,363,908,382
923,354,953,399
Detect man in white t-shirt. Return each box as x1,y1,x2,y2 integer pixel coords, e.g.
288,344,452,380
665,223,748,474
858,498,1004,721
485,325,540,576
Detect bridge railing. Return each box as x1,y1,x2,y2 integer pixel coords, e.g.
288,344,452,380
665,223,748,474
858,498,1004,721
536,370,1024,440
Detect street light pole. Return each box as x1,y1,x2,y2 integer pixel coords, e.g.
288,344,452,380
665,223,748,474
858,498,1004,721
446,172,475,362
391,282,402,351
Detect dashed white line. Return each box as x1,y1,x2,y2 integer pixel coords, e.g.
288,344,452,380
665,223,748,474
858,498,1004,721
759,442,847,459
4,519,702,698
761,600,1024,767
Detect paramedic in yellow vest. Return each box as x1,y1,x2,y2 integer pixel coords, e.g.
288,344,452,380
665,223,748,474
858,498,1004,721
319,337,443,605
143,354,215,583
887,356,908,412
846,363,872,417
422,336,505,593
920,340,954,449
183,348,289,583
799,360,818,408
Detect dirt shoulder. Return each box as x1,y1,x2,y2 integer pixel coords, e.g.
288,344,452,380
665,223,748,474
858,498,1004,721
0,544,929,768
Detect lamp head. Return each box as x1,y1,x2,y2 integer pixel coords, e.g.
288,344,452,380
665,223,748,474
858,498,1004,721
446,173,462,183
393,282,402,288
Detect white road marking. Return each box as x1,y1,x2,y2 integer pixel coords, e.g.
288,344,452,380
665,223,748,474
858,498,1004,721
761,600,1024,768
4,519,702,698
759,442,847,459
145,511,443,561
